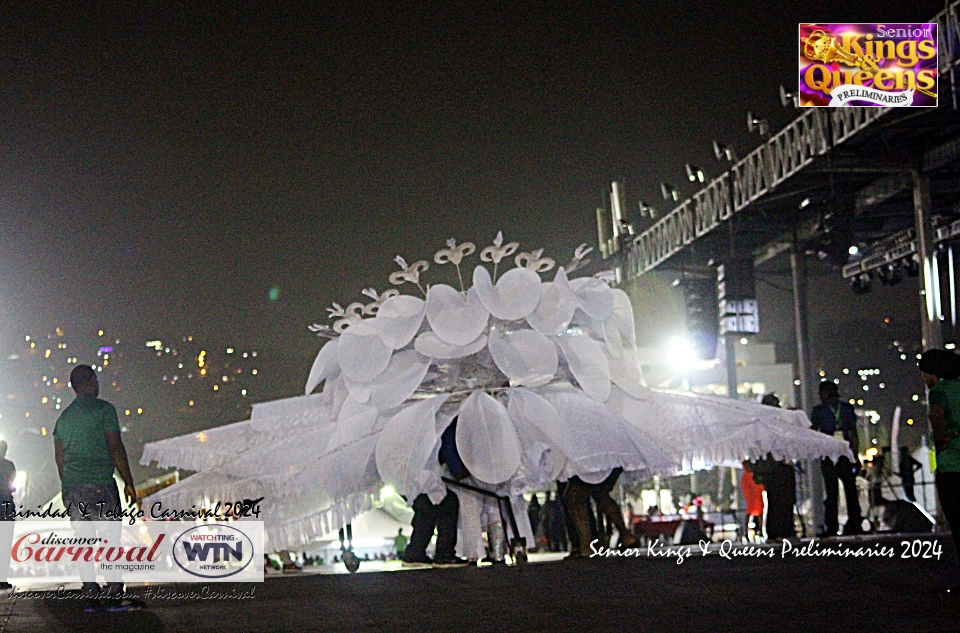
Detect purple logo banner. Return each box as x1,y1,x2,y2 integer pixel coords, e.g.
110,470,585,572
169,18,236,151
799,23,938,107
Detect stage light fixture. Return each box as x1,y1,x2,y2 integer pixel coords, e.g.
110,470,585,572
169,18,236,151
779,85,800,108
878,263,903,286
660,182,679,202
685,164,705,183
903,254,920,277
850,272,872,295
712,140,736,162
747,111,769,136
639,200,657,219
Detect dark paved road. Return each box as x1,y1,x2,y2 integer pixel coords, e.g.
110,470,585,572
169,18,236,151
2,535,959,633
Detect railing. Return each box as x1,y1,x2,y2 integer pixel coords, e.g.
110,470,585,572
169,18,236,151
626,1,960,279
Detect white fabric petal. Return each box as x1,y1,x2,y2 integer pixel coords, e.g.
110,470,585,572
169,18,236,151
506,389,569,481
578,469,614,484
375,395,450,498
526,269,578,335
414,332,488,359
337,321,393,384
557,336,611,402
456,391,522,484
560,275,614,321
325,396,380,452
345,350,431,410
373,295,427,350
305,339,340,395
487,328,558,387
426,285,490,346
472,266,543,321
609,289,636,347
607,351,650,399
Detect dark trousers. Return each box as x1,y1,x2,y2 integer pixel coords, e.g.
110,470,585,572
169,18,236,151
936,471,960,563
821,457,862,536
405,492,459,561
763,464,797,539
62,483,123,592
0,496,12,582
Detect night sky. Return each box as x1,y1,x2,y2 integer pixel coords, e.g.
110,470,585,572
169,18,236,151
0,1,948,403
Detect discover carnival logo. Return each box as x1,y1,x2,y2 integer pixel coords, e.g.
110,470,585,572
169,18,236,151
172,524,256,579
799,23,937,107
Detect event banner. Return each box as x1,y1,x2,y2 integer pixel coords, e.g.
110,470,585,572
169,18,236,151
799,23,938,107
3,521,264,584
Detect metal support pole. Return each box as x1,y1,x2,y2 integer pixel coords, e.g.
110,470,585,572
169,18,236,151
790,246,812,413
725,334,738,400
722,332,738,530
790,243,823,535
914,169,943,350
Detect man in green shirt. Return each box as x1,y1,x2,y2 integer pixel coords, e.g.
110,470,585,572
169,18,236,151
54,365,139,610
918,349,960,583
393,528,408,559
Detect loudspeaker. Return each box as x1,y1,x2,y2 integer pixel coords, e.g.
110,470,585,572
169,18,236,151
882,500,934,533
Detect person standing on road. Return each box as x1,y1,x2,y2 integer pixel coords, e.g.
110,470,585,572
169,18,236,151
54,365,140,611
393,528,408,560
810,381,862,536
0,441,16,590
918,349,960,583
751,394,797,542
402,418,468,569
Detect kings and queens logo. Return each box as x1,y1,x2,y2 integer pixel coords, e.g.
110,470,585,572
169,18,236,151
799,23,938,107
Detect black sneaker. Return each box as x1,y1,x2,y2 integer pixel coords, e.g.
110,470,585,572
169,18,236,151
432,556,469,568
82,598,105,613
104,597,145,612
401,554,433,568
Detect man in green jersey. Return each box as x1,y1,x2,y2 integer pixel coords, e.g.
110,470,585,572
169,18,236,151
918,349,960,580
54,365,139,611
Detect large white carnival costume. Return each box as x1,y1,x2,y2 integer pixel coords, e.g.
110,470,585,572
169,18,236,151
142,234,851,552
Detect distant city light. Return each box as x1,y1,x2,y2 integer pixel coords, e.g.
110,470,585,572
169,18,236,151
227,348,234,354
146,340,163,350
213,385,219,391
907,418,915,425
137,408,143,414
251,369,258,375
912,394,920,401
98,330,104,336
842,368,849,374
848,246,859,256
268,286,280,301
98,346,114,354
